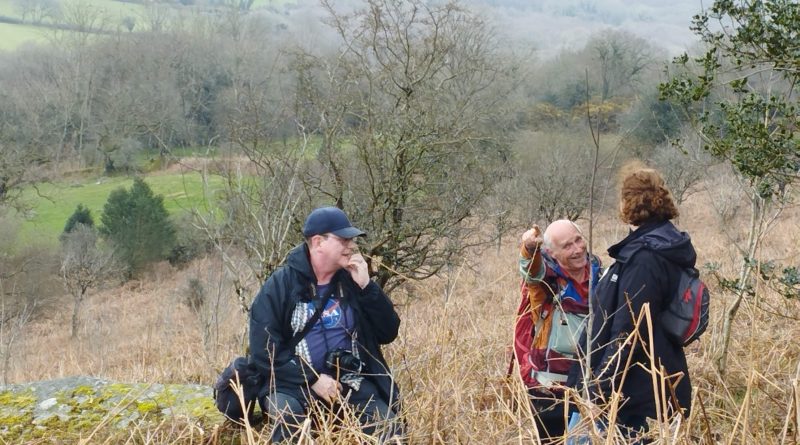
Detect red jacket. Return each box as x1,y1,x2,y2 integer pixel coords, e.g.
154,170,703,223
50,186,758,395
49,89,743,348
514,243,600,392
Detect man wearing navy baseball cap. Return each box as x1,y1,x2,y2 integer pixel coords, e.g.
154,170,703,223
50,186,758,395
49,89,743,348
302,206,366,239
250,206,402,442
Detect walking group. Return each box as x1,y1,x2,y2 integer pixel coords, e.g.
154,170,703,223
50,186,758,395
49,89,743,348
216,163,705,444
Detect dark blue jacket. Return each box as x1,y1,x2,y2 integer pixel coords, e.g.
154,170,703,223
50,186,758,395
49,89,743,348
569,220,694,418
249,243,401,405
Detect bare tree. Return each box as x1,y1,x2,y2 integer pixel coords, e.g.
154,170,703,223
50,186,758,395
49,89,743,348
14,0,61,24
194,150,307,315
45,0,111,166
0,299,35,385
0,49,67,202
194,41,307,314
195,0,520,310
296,0,519,290
703,164,747,228
527,29,661,119
591,30,655,101
138,2,174,33
479,171,519,253
0,144,36,210
511,130,599,225
648,127,716,206
60,224,117,338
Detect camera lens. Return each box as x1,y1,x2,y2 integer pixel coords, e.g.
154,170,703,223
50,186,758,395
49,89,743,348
325,349,363,374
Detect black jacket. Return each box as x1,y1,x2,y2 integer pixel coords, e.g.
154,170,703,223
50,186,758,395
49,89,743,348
249,243,402,405
569,220,694,418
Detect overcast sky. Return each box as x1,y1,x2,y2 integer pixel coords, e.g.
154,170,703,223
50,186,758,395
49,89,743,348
283,0,707,59
465,0,706,58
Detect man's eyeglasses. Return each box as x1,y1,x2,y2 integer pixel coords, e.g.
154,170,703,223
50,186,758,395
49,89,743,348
324,234,360,252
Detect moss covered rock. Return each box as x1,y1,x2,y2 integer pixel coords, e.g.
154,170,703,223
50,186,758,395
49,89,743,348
0,376,226,442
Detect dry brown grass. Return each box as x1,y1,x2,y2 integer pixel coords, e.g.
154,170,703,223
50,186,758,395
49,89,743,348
6,187,800,444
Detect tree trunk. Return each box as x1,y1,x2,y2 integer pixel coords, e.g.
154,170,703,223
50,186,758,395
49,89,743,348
71,290,85,339
716,192,763,376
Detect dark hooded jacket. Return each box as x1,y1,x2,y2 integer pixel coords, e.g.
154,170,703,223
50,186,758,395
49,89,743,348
249,243,401,406
569,220,694,418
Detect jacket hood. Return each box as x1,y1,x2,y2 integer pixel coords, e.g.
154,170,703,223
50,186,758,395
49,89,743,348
284,243,316,283
609,220,696,269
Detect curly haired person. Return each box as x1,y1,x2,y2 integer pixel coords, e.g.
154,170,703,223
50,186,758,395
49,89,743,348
568,163,696,443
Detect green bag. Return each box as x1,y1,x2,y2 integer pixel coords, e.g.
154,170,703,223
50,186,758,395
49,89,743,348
547,306,586,358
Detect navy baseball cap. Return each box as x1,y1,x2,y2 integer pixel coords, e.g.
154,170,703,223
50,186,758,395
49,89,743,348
302,207,366,239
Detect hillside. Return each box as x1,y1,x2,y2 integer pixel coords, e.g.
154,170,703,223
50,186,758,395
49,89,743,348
3,184,800,443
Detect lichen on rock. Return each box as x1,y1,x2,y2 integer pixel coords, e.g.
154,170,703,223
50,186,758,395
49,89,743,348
0,376,225,442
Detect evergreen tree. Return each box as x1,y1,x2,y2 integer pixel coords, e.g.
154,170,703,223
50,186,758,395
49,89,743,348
61,204,94,242
99,178,176,276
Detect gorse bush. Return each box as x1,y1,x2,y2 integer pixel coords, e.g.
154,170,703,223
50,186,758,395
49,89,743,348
99,178,176,277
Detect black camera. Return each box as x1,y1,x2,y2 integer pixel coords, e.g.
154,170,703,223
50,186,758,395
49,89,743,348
324,348,363,374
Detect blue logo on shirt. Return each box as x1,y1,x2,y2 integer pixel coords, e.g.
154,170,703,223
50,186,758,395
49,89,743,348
309,299,342,329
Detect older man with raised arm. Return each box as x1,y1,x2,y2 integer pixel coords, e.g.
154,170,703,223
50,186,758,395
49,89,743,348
513,219,602,442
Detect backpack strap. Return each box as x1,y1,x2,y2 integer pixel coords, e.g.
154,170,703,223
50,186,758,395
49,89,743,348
237,290,333,402
239,294,332,369
285,288,334,351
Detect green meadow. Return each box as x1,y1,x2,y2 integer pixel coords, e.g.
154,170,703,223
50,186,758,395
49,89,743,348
13,172,225,248
0,0,153,21
0,0,295,51
0,0,138,51
0,22,48,50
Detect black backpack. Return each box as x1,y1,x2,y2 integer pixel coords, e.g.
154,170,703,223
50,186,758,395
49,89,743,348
660,266,710,346
213,356,265,421
617,243,710,347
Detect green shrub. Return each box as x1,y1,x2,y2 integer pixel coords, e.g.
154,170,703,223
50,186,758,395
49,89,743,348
61,204,94,242
99,177,176,277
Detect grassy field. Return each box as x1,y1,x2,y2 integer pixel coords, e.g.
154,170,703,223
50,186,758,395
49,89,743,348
0,0,154,21
13,170,225,247
0,0,296,51
0,22,48,50
0,0,142,50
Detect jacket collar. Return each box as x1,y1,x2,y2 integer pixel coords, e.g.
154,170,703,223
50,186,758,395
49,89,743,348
285,242,349,288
